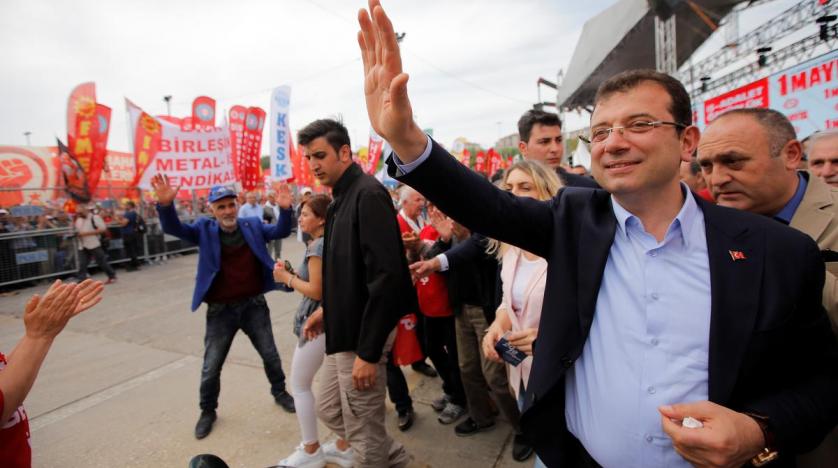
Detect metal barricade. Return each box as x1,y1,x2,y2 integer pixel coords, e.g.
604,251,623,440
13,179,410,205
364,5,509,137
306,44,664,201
0,217,201,288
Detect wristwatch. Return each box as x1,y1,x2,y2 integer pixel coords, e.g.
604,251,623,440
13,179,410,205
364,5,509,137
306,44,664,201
746,413,778,466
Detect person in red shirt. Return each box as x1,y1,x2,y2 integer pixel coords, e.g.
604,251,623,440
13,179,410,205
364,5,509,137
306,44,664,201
0,279,104,467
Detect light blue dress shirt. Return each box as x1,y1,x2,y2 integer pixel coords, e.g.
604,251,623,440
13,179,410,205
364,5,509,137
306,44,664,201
564,189,711,468
392,137,713,467
238,203,264,219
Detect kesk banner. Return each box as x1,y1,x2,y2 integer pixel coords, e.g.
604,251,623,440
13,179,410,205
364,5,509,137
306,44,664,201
127,100,235,190
270,85,293,180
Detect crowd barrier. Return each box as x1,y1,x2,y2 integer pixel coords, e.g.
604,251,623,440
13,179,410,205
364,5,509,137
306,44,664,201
0,217,200,287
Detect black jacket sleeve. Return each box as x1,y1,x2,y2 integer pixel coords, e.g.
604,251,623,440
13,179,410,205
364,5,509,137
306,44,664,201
355,189,418,362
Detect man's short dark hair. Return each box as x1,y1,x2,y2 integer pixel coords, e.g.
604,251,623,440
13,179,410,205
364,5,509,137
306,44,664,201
594,69,692,128
297,119,351,154
716,108,796,158
518,110,562,142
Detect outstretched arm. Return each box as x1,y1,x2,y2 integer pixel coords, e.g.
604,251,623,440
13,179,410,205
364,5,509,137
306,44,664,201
0,280,104,421
357,0,427,162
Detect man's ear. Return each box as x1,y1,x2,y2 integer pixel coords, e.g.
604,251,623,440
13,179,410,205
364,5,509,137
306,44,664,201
782,140,803,171
339,144,353,163
680,126,701,163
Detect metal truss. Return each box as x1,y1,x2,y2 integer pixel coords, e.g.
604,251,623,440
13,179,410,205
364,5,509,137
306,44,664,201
656,15,678,74
691,27,837,99
680,0,836,81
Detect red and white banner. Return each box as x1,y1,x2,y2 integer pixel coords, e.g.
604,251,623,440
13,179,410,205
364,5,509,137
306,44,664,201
361,128,385,174
473,150,487,174
241,107,266,190
695,50,837,138
703,78,769,125
487,148,503,176
229,105,247,181
192,96,216,129
67,82,100,175
127,99,235,190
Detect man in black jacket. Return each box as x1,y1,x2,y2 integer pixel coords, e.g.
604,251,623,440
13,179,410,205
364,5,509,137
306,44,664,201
299,119,414,468
357,3,838,466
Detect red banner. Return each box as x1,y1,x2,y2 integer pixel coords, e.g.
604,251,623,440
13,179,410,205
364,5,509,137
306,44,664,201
67,82,99,176
229,105,247,181
474,150,486,174
129,102,163,185
240,107,266,190
361,129,385,174
704,78,770,125
192,96,216,129
487,148,503,176
461,148,471,166
88,104,111,193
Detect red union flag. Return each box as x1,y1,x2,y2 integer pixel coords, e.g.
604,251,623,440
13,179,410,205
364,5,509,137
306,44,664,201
241,107,266,190
229,106,247,180
192,96,216,129
67,82,100,175
363,128,385,174
88,104,111,192
704,78,770,125
487,148,503,176
474,150,486,174
126,99,163,185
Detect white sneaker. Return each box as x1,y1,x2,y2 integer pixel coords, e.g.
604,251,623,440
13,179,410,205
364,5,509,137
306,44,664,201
321,440,354,467
276,443,326,468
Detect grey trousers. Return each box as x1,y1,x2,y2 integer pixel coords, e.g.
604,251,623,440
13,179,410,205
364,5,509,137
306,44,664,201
316,330,410,468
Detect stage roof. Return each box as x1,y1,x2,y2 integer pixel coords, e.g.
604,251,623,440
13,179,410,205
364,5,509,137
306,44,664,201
558,0,744,110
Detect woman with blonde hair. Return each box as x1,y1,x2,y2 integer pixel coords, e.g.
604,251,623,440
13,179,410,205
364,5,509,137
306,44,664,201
482,159,562,468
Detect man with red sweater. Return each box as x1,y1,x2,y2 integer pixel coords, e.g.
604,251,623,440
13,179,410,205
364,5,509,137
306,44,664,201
151,175,296,440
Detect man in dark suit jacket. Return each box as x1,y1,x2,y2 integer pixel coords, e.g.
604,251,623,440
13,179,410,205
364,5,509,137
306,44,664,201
357,4,837,466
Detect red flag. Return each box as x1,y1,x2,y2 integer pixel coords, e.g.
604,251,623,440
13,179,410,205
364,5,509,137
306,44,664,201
363,129,385,174
474,150,486,174
229,105,247,180
461,148,471,166
240,107,266,190
88,104,111,192
130,106,163,186
488,148,503,177
192,96,216,129
67,82,99,176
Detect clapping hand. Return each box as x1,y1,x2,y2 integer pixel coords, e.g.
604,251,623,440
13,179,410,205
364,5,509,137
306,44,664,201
24,279,104,340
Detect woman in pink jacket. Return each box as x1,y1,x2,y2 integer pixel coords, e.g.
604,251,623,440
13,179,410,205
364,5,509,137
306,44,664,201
481,160,562,468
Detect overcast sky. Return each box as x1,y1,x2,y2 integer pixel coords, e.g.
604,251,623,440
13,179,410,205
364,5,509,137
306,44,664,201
0,0,796,152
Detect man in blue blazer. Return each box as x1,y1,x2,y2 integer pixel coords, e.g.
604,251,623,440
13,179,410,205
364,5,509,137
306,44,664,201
357,2,838,466
151,174,296,440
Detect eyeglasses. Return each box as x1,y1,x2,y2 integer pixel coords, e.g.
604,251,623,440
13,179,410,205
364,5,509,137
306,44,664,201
579,120,687,144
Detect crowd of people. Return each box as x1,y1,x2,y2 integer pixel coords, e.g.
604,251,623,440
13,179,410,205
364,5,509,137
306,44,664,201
2,2,838,467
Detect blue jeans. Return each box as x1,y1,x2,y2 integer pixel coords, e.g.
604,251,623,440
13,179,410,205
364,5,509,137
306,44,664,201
517,385,547,468
199,295,287,410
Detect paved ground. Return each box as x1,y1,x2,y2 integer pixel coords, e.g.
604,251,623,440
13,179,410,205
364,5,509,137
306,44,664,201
0,239,527,468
